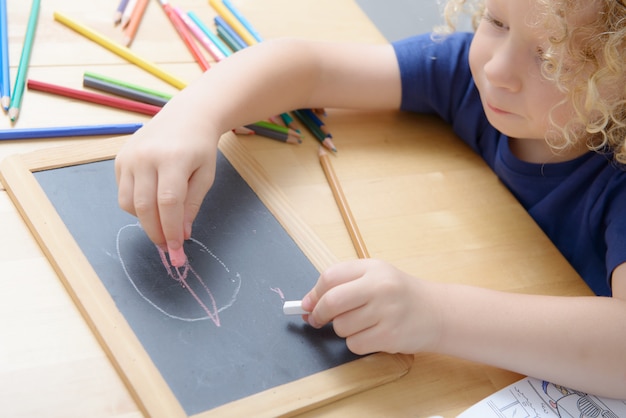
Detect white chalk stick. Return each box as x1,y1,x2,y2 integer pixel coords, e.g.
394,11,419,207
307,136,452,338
283,300,309,315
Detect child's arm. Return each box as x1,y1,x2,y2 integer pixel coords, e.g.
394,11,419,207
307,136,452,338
115,38,401,263
302,259,626,398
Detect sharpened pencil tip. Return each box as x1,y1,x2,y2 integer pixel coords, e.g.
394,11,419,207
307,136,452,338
8,107,18,122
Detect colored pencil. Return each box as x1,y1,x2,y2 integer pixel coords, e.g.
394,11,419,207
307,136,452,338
174,7,225,62
0,0,9,110
280,112,299,131
232,126,254,135
253,120,303,140
0,122,143,140
216,25,242,53
293,109,337,152
158,0,210,72
208,0,257,46
120,0,137,28
187,12,231,58
83,75,168,107
123,0,149,46
83,71,173,100
53,11,187,90
114,0,131,25
9,0,40,122
214,16,247,51
245,124,300,145
301,108,332,136
318,146,369,258
27,79,161,116
222,0,263,43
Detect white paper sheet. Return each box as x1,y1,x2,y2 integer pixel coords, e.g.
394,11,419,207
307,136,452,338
457,377,626,418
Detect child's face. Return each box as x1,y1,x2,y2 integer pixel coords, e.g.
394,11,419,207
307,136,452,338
468,0,598,145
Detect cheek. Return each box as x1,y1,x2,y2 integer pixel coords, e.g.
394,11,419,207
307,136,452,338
468,39,482,84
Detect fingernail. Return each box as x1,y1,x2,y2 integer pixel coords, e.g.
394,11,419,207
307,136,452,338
184,222,192,240
168,245,187,267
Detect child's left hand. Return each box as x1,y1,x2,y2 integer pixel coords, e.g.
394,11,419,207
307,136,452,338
301,259,443,355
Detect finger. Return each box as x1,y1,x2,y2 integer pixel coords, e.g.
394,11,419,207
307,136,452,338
156,163,190,266
115,161,137,217
330,283,379,337
303,260,369,317
133,166,165,247
182,164,215,240
309,273,370,328
345,324,386,355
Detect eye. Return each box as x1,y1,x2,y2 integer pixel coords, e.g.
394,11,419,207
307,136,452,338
482,12,509,30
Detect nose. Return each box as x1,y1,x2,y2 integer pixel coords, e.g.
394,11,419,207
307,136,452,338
483,41,523,92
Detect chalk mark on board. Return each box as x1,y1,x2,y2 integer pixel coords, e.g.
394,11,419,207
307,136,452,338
270,287,285,301
117,223,241,325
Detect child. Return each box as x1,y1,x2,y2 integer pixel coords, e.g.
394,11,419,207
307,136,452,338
115,0,626,398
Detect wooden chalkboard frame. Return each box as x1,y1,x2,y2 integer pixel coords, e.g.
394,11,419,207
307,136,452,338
0,134,412,418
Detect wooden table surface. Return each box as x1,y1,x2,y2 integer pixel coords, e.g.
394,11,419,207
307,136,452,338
0,1,592,417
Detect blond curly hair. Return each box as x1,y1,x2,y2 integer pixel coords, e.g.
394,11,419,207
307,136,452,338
440,0,626,164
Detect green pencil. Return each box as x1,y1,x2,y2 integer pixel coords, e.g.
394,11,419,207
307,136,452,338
83,75,169,107
9,0,41,122
293,109,337,152
83,71,173,100
216,25,243,53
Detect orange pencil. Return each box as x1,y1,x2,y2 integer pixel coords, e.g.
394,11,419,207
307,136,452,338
158,0,210,72
123,0,149,46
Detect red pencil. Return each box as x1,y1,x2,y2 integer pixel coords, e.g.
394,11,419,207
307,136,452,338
158,0,211,72
27,79,161,116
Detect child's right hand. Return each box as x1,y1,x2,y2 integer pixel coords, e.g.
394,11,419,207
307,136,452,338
115,101,221,266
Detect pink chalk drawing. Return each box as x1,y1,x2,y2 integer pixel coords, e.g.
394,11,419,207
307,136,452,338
270,287,285,301
117,223,241,325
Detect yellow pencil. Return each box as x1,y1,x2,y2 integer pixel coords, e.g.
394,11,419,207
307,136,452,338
207,0,257,47
53,11,187,90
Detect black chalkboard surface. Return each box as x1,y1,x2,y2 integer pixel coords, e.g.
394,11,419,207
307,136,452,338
0,136,411,417
34,153,358,415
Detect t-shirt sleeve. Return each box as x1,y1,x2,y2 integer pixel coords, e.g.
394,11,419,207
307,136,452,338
391,32,496,161
392,32,477,124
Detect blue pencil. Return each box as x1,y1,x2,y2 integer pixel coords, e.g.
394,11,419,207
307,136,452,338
0,0,10,110
301,108,332,137
187,11,232,58
114,0,131,25
9,0,41,122
222,0,263,42
214,16,247,51
0,122,143,140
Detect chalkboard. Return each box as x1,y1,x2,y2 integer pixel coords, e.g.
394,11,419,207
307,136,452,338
0,135,412,417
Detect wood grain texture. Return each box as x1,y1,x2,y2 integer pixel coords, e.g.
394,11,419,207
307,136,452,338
0,1,593,417
0,134,412,417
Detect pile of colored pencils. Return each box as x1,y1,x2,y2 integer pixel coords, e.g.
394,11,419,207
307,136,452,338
0,0,336,148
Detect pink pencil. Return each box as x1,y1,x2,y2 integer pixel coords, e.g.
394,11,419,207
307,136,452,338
173,7,226,62
158,0,211,72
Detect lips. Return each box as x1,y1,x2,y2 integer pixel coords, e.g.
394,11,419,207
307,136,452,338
487,102,512,115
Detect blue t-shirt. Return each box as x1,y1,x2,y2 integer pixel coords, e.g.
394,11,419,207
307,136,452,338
392,32,626,296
